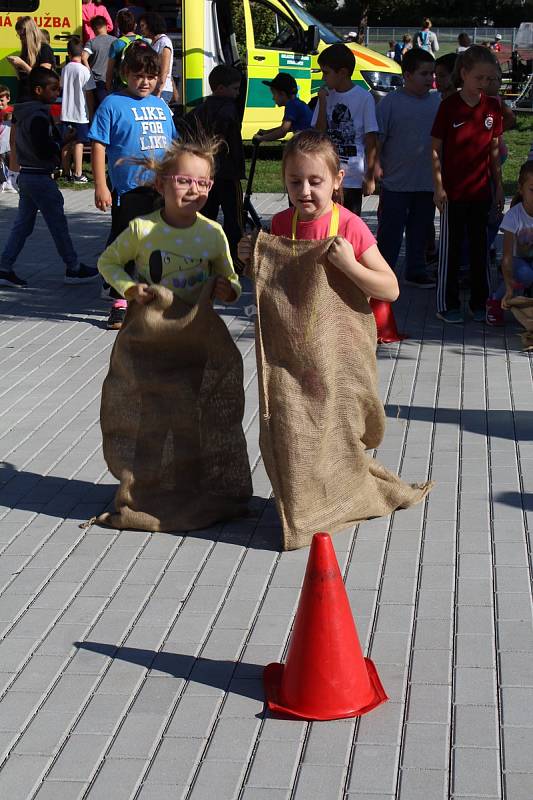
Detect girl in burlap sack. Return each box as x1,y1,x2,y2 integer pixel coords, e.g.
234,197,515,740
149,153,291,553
92,137,253,532
238,130,432,549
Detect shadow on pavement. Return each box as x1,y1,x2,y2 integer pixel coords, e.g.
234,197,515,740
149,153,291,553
75,641,266,702
495,490,533,511
0,462,281,549
385,405,533,441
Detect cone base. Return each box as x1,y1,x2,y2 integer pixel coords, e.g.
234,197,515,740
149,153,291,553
263,659,388,721
378,332,407,344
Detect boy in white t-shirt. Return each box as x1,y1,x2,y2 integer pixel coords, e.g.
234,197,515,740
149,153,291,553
60,37,95,183
312,42,378,216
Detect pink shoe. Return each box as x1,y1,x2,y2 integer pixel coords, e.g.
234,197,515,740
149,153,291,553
106,300,127,330
486,298,504,326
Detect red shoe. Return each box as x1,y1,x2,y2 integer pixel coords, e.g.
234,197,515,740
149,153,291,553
486,298,504,326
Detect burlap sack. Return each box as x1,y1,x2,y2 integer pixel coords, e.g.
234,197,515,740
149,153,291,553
250,232,433,550
508,296,533,349
95,281,252,531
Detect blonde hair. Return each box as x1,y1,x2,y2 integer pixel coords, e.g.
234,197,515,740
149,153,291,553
282,129,344,203
15,17,44,69
120,134,223,187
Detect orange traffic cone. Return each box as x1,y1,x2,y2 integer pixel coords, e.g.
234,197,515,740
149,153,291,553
370,298,407,344
263,532,388,721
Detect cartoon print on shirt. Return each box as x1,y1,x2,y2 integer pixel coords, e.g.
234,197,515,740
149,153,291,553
148,250,210,290
328,103,358,160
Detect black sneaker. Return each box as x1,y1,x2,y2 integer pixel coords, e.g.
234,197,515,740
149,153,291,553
0,269,27,288
64,264,100,285
106,303,127,330
72,173,89,184
404,275,436,289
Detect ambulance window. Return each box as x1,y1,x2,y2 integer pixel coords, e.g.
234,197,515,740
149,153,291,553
0,0,39,9
248,0,300,51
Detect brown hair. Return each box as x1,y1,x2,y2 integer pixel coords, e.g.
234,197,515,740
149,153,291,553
116,9,136,34
121,134,223,188
509,160,533,207
90,15,108,32
518,159,533,187
122,41,160,77
453,44,497,87
282,129,344,203
317,43,355,76
0,84,10,97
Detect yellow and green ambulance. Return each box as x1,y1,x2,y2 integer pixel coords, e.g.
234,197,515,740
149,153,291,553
0,1,401,137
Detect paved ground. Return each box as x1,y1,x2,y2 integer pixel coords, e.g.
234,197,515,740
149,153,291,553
0,188,532,800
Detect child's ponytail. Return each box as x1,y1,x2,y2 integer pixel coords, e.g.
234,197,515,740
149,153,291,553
117,133,223,187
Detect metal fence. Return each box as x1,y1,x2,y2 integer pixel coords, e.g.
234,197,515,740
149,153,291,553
337,26,519,49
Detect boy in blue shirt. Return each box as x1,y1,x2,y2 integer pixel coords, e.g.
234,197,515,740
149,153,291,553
254,73,312,142
89,41,176,329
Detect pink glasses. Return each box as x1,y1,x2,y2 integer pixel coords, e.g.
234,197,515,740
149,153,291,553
162,174,214,192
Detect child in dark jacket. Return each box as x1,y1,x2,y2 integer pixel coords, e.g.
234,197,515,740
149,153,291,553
185,65,245,262
0,67,98,288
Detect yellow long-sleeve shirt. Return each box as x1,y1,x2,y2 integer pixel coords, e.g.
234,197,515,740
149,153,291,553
97,210,242,303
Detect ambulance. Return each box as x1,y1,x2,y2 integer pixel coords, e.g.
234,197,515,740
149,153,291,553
0,1,401,137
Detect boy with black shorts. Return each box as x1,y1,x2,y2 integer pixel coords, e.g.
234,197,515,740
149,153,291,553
60,37,95,183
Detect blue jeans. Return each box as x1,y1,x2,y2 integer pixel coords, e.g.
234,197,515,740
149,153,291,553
493,257,533,299
377,189,435,280
1,173,78,271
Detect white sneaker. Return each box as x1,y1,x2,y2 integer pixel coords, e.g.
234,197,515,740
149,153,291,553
1,178,18,193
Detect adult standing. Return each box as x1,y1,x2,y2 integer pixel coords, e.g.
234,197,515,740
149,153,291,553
415,19,439,55
82,0,114,43
6,17,54,101
138,12,174,103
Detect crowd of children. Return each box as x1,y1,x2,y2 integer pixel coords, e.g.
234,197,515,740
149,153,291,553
1,29,531,332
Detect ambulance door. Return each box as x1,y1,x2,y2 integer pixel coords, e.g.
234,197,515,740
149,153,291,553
241,0,312,137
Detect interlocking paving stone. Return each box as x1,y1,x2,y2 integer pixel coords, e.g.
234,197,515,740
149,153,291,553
0,190,532,798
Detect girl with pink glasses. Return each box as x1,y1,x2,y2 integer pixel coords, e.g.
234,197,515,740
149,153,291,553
97,136,241,307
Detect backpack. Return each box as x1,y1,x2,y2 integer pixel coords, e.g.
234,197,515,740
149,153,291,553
418,30,431,50
112,34,144,89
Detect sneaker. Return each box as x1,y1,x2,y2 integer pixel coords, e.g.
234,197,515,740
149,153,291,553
72,173,89,184
436,309,464,324
485,298,504,326
469,305,486,323
5,171,19,192
404,275,437,289
106,302,127,330
64,263,100,285
0,269,27,288
1,179,18,194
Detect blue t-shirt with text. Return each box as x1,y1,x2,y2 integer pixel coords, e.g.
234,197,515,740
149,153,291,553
88,92,176,196
283,97,313,132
